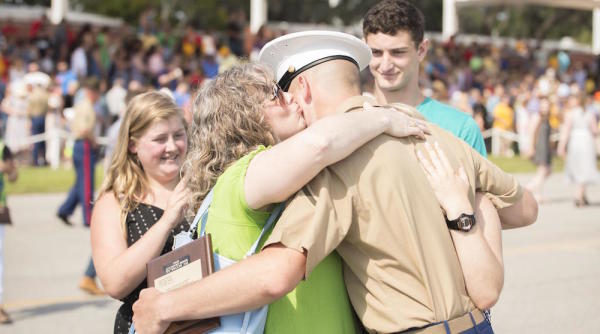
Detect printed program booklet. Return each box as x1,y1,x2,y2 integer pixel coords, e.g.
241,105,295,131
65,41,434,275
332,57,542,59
146,234,220,334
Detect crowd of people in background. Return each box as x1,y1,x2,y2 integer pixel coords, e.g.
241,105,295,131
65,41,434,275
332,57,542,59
414,37,600,157
0,8,598,197
408,38,600,202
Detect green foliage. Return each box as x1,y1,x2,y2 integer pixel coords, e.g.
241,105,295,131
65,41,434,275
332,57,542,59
66,0,591,43
2,0,51,6
488,155,566,174
70,0,248,29
267,0,442,30
175,0,246,30
459,5,592,44
73,0,161,24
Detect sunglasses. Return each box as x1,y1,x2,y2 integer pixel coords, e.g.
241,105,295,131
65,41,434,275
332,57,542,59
270,82,283,101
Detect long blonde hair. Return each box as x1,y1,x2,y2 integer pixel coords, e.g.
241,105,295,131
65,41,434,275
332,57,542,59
184,63,276,218
98,91,187,233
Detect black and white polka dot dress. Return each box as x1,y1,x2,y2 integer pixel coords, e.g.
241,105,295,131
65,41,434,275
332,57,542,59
113,203,189,334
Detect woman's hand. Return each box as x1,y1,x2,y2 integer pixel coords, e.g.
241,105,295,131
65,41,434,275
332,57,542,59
416,141,473,219
363,102,430,140
163,178,191,227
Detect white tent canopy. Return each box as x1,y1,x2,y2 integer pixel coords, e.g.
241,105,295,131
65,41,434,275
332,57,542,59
0,5,123,28
443,0,600,54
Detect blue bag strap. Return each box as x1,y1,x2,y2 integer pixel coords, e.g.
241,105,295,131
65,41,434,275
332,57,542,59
188,188,213,238
245,202,285,257
241,310,251,333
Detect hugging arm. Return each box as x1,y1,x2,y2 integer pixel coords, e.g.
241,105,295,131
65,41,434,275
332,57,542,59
417,142,503,310
132,244,306,334
244,103,429,209
133,166,353,333
456,194,503,309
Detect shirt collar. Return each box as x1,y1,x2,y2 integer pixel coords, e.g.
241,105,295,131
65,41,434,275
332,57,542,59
334,95,378,115
335,95,427,121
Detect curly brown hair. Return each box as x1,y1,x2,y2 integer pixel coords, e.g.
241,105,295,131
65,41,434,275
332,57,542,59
363,0,425,47
183,63,277,218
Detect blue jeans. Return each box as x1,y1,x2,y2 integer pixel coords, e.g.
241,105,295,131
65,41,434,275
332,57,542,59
58,139,96,226
84,256,96,278
31,115,46,166
439,312,494,334
460,317,493,334
58,139,98,280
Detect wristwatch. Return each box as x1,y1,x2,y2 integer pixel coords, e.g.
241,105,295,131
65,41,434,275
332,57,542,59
446,213,476,231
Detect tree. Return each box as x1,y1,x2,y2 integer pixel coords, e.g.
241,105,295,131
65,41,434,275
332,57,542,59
459,5,592,44
70,0,248,29
65,0,592,44
267,0,443,31
2,0,52,6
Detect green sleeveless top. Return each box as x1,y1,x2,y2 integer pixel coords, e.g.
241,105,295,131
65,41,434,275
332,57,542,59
205,146,357,334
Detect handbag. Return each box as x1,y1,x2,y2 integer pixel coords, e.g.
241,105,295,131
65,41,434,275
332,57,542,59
0,206,11,225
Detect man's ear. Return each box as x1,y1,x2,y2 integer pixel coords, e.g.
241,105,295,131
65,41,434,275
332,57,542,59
296,75,312,105
417,39,429,62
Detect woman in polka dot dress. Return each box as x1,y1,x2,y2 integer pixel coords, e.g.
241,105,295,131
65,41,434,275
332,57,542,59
90,91,191,334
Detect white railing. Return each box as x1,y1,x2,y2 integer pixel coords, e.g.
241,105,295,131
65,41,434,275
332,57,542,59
481,128,561,156
20,128,593,169
23,130,108,170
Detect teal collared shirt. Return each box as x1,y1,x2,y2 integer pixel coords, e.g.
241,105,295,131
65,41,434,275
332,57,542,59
417,97,487,157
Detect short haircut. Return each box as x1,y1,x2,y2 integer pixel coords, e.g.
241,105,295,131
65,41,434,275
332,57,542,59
81,76,101,91
363,0,425,47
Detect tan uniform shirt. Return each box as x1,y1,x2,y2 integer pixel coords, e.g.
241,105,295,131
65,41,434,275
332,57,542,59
71,98,96,140
27,87,49,118
264,96,522,333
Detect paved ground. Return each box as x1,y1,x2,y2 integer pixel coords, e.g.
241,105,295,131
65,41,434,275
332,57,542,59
492,174,600,333
1,173,599,333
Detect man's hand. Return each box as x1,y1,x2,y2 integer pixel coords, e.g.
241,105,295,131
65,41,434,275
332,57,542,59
132,288,170,334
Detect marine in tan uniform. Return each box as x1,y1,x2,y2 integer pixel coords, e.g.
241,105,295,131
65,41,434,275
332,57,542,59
27,85,49,166
58,77,102,295
259,31,537,333
265,95,521,332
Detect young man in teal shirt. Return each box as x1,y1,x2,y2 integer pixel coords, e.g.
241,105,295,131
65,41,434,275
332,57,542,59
363,0,487,156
